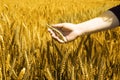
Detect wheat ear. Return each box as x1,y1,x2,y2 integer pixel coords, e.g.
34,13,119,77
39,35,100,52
47,24,67,42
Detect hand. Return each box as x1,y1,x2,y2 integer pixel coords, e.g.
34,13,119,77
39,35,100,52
48,23,82,43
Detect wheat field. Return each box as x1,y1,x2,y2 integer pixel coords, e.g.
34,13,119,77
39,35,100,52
0,0,120,80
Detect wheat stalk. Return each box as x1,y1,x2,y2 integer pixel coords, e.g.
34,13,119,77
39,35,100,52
0,68,2,80
60,52,70,79
5,54,11,72
17,68,26,80
71,66,75,80
0,24,3,36
0,35,6,80
44,68,54,80
24,51,30,70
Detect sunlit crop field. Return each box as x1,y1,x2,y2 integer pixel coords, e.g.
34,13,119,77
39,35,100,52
0,0,120,80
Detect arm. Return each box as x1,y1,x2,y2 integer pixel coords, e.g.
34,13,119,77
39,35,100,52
48,5,120,43
77,10,119,35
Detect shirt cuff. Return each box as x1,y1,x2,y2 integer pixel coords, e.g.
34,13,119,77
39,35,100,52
109,5,120,25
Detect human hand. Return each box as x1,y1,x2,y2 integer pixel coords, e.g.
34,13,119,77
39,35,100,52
48,23,82,43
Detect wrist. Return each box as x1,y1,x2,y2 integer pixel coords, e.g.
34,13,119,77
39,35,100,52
75,23,87,36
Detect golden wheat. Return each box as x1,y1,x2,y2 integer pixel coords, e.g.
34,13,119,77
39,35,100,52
0,0,120,80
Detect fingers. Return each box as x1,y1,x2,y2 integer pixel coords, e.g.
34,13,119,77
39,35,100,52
48,28,76,43
52,23,64,28
48,23,75,43
48,28,66,43
52,23,67,30
48,28,54,36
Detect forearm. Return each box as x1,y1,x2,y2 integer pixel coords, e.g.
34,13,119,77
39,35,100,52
77,5,120,35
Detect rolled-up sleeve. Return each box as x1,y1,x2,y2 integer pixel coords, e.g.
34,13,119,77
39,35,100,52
109,5,120,25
